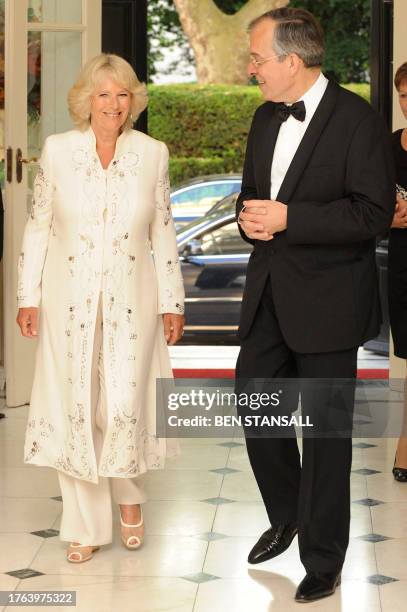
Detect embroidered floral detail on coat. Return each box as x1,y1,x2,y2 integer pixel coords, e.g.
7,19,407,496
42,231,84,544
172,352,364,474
155,173,171,226
18,131,184,482
24,417,54,461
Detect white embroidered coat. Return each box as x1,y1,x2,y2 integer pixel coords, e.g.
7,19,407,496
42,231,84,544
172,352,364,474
17,126,185,483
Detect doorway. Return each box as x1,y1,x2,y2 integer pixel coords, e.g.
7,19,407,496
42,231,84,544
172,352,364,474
1,0,101,407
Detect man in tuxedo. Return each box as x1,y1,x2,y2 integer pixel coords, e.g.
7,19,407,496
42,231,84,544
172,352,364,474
235,7,395,603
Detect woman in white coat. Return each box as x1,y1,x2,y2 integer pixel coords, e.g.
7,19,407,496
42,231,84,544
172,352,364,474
16,54,185,563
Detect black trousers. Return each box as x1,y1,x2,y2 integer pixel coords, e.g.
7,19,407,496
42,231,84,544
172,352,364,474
235,276,357,574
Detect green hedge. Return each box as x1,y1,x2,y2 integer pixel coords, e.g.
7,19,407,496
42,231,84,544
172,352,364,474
148,83,370,186
342,83,370,100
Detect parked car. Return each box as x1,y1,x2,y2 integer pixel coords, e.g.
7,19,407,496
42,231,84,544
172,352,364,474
170,174,241,227
177,194,390,353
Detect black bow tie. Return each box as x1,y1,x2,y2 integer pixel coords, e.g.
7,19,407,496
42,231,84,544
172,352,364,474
275,100,306,123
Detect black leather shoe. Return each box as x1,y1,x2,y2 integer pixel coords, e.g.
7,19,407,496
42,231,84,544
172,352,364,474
247,523,298,564
393,453,407,482
295,571,341,603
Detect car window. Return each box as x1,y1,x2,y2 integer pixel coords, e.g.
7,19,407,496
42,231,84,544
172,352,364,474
171,182,241,212
197,221,253,255
207,192,239,216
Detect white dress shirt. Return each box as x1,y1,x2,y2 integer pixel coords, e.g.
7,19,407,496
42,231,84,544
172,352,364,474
270,72,328,200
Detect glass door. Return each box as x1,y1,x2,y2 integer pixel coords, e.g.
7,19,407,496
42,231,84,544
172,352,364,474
3,0,101,406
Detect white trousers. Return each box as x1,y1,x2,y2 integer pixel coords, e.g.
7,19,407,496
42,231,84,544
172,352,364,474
57,292,147,546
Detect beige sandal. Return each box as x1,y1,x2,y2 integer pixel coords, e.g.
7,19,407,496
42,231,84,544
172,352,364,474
120,506,144,549
67,543,100,563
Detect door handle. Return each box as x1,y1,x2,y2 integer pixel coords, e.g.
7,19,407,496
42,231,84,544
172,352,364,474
16,148,39,183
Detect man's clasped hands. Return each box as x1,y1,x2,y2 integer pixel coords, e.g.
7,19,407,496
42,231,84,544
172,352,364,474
239,193,407,239
238,199,288,240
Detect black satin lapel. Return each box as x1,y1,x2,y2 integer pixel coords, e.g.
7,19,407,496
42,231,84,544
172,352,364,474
276,80,340,203
256,108,282,199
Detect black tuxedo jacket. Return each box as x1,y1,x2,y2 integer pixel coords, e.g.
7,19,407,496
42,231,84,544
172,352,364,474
236,79,396,353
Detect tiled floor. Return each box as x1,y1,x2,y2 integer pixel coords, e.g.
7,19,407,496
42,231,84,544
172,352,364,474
1,350,406,612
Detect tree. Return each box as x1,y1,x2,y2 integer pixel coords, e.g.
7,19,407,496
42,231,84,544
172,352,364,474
147,1,250,81
172,0,288,84
148,0,370,85
289,0,370,83
147,0,193,81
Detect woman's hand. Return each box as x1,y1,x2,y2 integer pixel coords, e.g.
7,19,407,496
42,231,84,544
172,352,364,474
391,195,407,228
16,307,39,338
163,313,185,345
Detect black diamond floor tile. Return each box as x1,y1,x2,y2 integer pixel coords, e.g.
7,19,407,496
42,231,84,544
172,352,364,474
357,533,392,543
353,443,377,449
6,568,45,580
218,442,244,448
352,468,381,476
210,467,240,475
196,532,229,542
201,497,235,505
353,498,385,507
366,574,398,585
181,572,220,584
30,528,60,538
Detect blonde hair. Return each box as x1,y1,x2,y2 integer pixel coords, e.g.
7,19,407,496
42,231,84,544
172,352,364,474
67,53,148,131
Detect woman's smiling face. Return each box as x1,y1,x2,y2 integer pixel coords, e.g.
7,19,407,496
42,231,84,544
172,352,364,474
90,76,131,134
